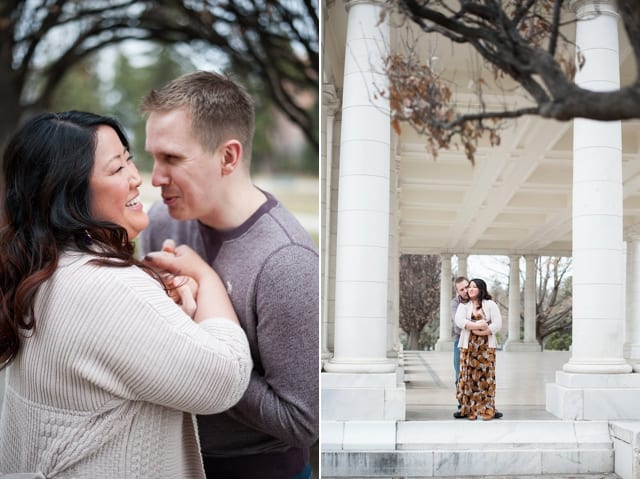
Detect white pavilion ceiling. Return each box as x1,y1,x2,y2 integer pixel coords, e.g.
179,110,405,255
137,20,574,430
323,1,640,256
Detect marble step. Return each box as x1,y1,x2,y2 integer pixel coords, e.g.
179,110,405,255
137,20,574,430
397,419,610,450
322,420,614,477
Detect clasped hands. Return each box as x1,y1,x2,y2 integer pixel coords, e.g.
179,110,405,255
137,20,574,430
144,239,201,319
469,319,492,336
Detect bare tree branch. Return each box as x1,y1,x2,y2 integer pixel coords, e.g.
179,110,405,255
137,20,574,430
547,0,564,55
0,0,318,149
535,257,572,343
383,0,640,162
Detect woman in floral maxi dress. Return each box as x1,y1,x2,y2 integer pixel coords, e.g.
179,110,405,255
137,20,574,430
454,278,502,420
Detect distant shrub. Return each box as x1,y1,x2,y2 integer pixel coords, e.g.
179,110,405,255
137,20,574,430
544,331,572,351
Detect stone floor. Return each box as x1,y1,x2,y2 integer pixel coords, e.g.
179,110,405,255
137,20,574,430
401,349,623,479
429,476,621,479
334,476,622,479
403,349,571,420
335,475,620,479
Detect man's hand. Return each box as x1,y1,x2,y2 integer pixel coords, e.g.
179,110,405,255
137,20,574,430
143,240,238,324
148,239,199,318
470,320,491,336
167,274,198,318
144,242,215,283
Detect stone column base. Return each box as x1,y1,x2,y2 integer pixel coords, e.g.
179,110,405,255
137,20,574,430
504,341,541,352
321,370,406,421
623,343,640,372
321,351,333,371
434,339,455,351
502,339,521,351
546,371,640,420
610,421,640,479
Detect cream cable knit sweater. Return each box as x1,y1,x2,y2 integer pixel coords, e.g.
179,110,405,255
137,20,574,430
0,251,252,478
454,299,503,349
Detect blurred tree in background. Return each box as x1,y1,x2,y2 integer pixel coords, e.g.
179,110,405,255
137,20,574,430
543,331,572,351
399,254,441,351
476,256,572,348
105,47,193,172
418,320,439,351
0,0,318,159
536,257,572,348
229,56,318,175
50,56,102,114
49,43,317,174
51,45,194,172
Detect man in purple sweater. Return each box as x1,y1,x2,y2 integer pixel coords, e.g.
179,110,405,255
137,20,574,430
139,71,318,479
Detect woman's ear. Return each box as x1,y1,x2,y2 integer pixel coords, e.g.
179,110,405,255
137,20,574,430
220,140,243,176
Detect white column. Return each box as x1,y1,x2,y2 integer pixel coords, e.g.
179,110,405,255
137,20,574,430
324,0,394,374
387,156,401,358
321,1,405,422
503,255,522,350
458,253,468,279
625,224,640,371
522,255,541,351
322,84,340,362
435,254,453,351
547,0,640,421
563,0,630,374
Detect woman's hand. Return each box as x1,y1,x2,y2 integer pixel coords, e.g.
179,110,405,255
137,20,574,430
167,274,198,318
471,328,491,336
145,241,216,284
144,241,238,325
470,320,491,336
159,240,199,318
468,319,487,330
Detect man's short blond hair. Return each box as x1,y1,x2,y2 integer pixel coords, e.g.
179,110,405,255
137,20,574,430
140,71,255,162
454,276,468,286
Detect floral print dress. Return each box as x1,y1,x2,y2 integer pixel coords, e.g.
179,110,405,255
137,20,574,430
456,307,496,420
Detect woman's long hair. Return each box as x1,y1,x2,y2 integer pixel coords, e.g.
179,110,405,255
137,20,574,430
0,111,160,369
469,278,493,302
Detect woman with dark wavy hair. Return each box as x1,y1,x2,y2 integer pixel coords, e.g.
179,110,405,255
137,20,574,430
454,277,502,420
0,111,251,478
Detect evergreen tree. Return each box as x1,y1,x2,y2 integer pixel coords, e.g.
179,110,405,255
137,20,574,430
50,56,103,115
49,43,316,176
105,45,195,172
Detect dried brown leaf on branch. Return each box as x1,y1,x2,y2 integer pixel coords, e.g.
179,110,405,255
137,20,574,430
377,49,504,164
379,0,640,163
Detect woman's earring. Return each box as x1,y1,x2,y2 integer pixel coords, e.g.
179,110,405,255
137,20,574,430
83,229,93,245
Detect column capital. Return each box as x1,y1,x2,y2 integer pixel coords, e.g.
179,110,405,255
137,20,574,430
323,83,341,115
509,254,521,262
440,253,453,261
570,0,618,18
